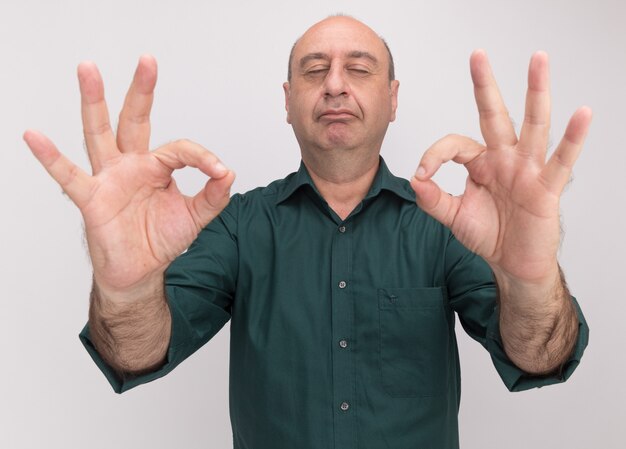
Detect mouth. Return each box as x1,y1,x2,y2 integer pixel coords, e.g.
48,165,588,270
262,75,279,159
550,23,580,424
318,109,356,121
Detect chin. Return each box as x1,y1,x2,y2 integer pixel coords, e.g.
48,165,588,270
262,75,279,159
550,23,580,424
323,130,358,149
320,140,358,152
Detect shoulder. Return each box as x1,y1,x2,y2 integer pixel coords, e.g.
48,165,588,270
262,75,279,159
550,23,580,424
222,170,299,220
235,172,297,202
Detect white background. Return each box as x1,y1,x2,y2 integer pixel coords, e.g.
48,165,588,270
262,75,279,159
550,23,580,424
1,0,624,447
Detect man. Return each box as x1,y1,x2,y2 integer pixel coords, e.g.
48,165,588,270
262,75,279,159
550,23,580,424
24,15,590,449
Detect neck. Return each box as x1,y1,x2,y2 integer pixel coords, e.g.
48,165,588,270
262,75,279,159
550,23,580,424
303,153,380,220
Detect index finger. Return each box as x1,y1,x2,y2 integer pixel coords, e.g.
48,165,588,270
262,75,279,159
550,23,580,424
471,50,518,149
153,139,231,179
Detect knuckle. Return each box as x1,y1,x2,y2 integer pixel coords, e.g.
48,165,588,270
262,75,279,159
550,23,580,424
173,138,193,146
553,152,571,168
523,112,548,127
478,107,508,121
119,110,150,125
62,163,80,187
84,121,112,136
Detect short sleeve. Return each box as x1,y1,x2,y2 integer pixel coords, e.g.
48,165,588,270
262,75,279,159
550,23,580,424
79,197,240,393
444,234,589,392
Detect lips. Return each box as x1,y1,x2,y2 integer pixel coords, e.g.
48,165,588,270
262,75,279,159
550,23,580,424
318,109,356,120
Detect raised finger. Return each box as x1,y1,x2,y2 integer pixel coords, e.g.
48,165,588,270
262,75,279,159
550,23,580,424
117,55,157,153
541,106,592,193
414,134,485,181
78,62,118,173
518,51,551,161
470,50,518,149
24,130,95,207
154,139,231,180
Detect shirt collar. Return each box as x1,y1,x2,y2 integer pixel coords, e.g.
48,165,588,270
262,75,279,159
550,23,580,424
275,157,415,205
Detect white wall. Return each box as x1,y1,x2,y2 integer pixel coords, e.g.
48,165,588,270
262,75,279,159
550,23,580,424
1,0,624,447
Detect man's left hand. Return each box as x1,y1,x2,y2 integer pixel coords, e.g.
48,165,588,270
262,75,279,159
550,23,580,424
411,50,592,286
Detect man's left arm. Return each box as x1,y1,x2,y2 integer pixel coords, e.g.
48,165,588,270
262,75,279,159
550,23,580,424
495,265,579,375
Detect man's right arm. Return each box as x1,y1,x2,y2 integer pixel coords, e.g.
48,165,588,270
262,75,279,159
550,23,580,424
24,56,234,380
88,278,171,376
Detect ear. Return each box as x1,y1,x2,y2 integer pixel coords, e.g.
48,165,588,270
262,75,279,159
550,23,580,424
389,80,400,122
283,82,292,124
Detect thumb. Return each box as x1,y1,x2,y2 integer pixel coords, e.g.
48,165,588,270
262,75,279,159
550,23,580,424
410,175,459,230
191,170,236,229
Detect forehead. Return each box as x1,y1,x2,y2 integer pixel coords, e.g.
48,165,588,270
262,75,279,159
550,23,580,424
293,17,387,61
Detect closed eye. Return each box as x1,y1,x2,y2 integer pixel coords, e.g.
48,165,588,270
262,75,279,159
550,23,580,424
303,66,330,78
348,67,371,77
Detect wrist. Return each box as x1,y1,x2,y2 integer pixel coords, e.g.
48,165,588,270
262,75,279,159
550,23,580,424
490,259,561,293
493,263,568,314
93,271,166,308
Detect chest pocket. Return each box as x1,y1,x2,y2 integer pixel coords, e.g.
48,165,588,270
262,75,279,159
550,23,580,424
378,287,451,397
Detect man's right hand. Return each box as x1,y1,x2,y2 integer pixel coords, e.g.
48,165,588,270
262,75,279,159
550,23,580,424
24,55,235,299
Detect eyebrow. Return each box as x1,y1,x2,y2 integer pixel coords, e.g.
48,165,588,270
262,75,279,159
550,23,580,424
347,51,379,65
298,51,379,69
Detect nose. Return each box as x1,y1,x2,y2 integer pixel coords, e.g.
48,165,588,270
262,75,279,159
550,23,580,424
323,65,349,98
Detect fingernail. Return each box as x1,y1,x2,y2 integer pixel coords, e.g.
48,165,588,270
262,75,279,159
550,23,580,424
416,166,426,178
214,162,228,175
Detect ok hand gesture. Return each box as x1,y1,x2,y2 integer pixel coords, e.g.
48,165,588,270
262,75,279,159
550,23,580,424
24,56,235,296
411,50,591,285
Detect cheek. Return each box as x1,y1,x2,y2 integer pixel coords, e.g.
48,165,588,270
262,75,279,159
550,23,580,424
289,94,318,122
369,90,394,120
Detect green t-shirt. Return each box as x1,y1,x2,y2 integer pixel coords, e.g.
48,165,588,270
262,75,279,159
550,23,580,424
80,158,588,449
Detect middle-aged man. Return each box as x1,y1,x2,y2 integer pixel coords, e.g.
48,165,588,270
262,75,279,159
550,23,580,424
24,15,590,449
